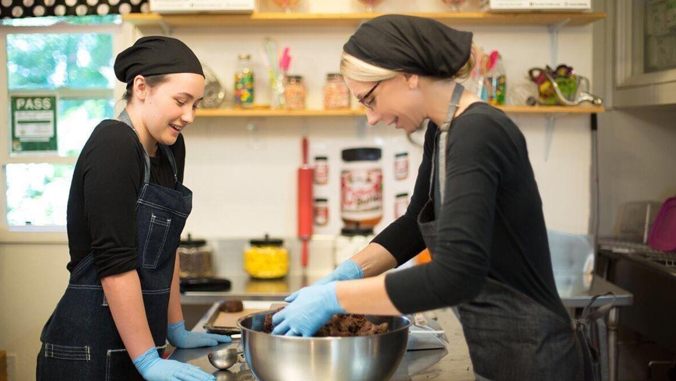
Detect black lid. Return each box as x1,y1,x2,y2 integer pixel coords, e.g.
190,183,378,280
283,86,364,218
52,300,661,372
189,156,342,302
340,222,374,236
396,192,409,197
395,152,408,157
180,233,207,247
341,147,382,162
250,233,284,247
314,198,328,202
314,156,328,160
286,75,303,82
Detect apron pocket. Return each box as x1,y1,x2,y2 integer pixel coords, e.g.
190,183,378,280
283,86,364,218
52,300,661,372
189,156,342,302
38,343,92,381
142,213,172,269
106,349,144,381
43,343,90,361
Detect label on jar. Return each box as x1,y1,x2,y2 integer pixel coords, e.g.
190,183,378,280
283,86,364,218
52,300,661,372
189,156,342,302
314,198,329,226
314,157,329,185
395,193,410,219
341,168,383,221
394,152,409,181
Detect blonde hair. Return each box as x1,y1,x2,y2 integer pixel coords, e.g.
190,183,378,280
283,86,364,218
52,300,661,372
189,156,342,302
340,43,477,83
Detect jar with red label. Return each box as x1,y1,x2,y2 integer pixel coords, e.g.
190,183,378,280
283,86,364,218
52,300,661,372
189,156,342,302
341,147,382,229
314,198,329,226
394,152,409,181
395,192,409,219
314,156,328,185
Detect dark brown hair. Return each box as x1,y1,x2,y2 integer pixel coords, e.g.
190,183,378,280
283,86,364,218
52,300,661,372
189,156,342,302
122,74,170,104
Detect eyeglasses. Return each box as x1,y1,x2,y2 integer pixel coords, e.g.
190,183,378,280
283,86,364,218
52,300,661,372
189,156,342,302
358,81,382,110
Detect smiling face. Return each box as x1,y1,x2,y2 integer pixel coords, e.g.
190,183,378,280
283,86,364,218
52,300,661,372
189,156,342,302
135,73,205,146
344,74,427,133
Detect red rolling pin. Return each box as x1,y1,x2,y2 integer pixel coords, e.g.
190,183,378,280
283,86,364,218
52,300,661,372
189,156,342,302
297,137,314,268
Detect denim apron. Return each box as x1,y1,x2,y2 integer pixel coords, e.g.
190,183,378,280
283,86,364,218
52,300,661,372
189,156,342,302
417,84,593,381
37,110,193,381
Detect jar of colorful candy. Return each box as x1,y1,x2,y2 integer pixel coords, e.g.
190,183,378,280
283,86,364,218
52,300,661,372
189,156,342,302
284,75,306,110
323,73,350,110
234,53,254,109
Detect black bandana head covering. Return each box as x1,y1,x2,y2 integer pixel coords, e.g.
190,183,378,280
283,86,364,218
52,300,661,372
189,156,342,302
343,15,473,79
114,36,204,86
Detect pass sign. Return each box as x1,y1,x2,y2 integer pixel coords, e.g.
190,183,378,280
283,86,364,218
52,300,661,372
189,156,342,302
11,95,57,153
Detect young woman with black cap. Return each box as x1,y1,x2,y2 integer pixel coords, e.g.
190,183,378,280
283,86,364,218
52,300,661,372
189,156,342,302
272,15,595,381
37,36,224,381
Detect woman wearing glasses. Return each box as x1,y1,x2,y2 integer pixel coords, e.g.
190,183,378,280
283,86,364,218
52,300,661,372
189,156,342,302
272,15,594,381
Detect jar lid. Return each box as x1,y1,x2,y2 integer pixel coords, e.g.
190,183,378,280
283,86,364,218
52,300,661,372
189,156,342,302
238,53,251,60
250,233,284,247
340,225,374,237
395,152,408,157
341,147,382,162
315,156,328,160
326,73,344,80
314,198,328,202
286,75,303,82
396,192,409,198
180,233,207,247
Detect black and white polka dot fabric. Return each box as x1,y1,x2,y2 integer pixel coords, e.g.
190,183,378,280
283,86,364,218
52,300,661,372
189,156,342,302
0,0,150,19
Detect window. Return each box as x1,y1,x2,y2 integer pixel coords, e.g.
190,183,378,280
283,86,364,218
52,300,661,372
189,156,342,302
1,19,119,233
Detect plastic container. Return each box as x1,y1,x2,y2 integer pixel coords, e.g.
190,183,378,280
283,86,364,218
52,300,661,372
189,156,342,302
340,147,383,229
244,234,289,279
648,197,676,252
334,225,375,268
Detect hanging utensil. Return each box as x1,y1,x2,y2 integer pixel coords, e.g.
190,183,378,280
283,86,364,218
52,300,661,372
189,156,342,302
297,137,313,268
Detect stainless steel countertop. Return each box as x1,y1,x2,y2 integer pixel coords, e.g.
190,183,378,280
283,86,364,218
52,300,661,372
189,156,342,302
182,274,632,308
170,304,475,381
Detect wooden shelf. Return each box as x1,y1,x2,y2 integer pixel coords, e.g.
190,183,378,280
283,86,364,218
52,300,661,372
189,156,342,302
122,11,606,29
196,106,605,117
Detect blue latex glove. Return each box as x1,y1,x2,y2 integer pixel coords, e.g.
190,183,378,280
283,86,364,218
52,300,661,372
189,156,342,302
133,347,216,381
167,320,231,349
285,259,363,303
272,282,345,337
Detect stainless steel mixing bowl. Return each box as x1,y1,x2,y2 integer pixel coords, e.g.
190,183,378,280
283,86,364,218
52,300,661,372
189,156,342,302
236,310,412,381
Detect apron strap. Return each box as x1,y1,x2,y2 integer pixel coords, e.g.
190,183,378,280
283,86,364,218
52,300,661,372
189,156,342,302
437,83,465,205
118,110,178,185
158,144,179,183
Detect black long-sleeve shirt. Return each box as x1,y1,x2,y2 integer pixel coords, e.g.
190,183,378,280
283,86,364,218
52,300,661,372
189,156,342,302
377,103,569,320
66,120,185,279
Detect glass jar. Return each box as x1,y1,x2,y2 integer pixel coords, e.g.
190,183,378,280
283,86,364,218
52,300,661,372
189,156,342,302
314,198,329,226
394,152,409,181
284,75,306,110
234,53,254,109
177,234,213,279
323,73,350,110
243,234,289,279
314,156,328,185
341,147,383,229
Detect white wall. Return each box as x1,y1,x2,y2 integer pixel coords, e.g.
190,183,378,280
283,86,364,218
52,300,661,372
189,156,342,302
0,2,598,380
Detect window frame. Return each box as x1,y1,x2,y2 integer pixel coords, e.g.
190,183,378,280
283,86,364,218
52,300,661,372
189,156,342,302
0,21,132,243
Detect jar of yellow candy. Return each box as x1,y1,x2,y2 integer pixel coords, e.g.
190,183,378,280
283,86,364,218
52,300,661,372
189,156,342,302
244,234,289,279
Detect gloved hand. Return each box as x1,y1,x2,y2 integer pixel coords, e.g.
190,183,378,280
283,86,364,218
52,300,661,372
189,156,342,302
272,282,345,337
285,259,363,303
167,320,231,349
133,347,216,381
